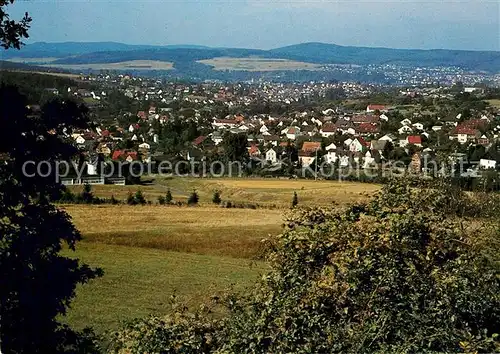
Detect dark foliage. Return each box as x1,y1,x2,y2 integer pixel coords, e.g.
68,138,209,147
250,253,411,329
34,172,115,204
0,85,102,353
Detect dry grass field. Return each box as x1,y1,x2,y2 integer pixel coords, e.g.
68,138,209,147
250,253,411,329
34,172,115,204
62,242,266,333
486,99,500,109
68,178,379,208
44,60,174,71
198,57,322,71
158,177,380,207
64,204,283,259
6,57,60,63
61,178,378,333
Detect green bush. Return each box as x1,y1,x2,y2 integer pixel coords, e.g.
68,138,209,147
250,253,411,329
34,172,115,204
212,190,222,205
110,179,500,353
187,189,199,206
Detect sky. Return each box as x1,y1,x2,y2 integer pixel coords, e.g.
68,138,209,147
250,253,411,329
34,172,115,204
7,0,500,51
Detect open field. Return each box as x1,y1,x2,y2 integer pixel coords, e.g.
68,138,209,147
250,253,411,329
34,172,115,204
69,178,379,207
198,57,322,71
2,69,84,79
62,179,377,333
6,57,60,63
486,99,500,109
157,178,379,207
63,204,283,259
44,60,174,71
62,243,266,333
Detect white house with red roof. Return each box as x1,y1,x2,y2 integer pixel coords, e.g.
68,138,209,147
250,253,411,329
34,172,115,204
366,104,387,113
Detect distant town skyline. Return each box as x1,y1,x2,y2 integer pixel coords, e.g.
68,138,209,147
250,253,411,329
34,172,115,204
7,0,500,51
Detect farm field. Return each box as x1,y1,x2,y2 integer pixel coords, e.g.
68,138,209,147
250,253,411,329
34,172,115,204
62,242,266,333
44,60,174,71
198,57,322,71
69,178,380,207
486,99,500,108
62,179,378,334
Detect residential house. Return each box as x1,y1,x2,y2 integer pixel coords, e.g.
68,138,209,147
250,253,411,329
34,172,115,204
398,125,413,135
348,137,368,153
450,127,480,144
248,144,261,158
324,143,337,164
211,131,223,145
478,134,490,146
355,123,380,136
407,135,423,147
192,136,206,147
285,127,301,140
212,118,238,129
400,118,412,126
412,122,424,130
96,143,111,156
379,134,397,143
366,104,387,113
320,123,337,138
265,148,278,164
479,159,496,169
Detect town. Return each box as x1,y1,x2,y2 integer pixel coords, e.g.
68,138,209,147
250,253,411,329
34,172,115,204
31,71,500,188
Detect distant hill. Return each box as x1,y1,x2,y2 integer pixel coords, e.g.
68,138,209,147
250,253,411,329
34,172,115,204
1,41,211,58
2,41,499,73
268,42,500,70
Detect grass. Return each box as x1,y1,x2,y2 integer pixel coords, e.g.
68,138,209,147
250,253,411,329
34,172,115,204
61,179,377,334
44,60,174,71
62,243,266,333
68,178,379,208
64,204,283,259
486,99,500,109
198,57,322,71
157,177,380,208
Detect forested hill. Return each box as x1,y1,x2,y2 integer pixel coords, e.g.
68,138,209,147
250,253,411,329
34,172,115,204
2,41,500,72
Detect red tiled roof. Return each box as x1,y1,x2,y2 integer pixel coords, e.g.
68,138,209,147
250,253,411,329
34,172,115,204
367,104,386,111
352,115,379,124
356,123,380,133
301,141,321,152
454,127,479,136
407,135,422,145
321,123,337,133
193,136,206,146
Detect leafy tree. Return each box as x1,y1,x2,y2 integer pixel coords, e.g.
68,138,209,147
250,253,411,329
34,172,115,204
110,194,119,205
187,189,199,205
158,195,166,205
212,190,222,205
165,188,173,204
222,132,248,163
126,191,136,205
80,183,94,204
134,190,146,205
291,191,298,208
0,85,102,353
0,0,32,49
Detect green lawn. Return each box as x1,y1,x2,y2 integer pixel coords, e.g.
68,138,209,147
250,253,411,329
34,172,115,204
62,242,266,334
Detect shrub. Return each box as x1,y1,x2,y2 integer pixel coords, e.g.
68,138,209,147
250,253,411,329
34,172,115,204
110,195,119,205
212,190,222,205
111,179,500,353
291,191,298,208
126,191,136,205
157,196,166,205
187,189,199,206
80,183,94,204
134,190,146,205
165,188,173,204
59,187,75,203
